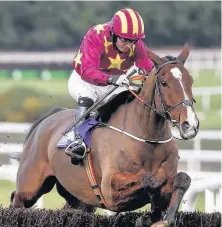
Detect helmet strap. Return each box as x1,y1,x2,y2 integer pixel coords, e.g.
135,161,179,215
111,31,118,50
111,31,124,53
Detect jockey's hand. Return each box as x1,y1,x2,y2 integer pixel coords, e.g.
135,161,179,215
107,74,130,86
125,65,148,79
125,65,139,77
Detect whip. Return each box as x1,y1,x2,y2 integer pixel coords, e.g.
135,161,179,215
62,69,137,135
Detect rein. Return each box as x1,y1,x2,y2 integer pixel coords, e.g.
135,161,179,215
103,59,194,144
103,123,173,144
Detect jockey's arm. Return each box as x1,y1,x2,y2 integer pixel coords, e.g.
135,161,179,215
77,28,110,86
133,40,154,76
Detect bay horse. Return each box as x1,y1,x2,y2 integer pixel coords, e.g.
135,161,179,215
10,43,199,227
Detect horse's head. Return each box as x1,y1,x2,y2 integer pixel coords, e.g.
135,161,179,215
147,43,199,139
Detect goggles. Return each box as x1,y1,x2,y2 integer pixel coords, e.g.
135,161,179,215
117,36,139,44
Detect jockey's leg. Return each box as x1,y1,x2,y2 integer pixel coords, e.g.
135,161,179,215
65,96,94,164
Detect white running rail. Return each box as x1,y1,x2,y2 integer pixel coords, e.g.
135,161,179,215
182,177,221,213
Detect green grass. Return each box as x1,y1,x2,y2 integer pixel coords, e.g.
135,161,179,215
0,69,221,95
0,180,205,212
192,69,221,87
198,111,221,129
0,79,69,95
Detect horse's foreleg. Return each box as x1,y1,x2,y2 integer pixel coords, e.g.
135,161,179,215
106,170,163,212
103,171,144,211
151,172,191,227
135,175,174,227
162,172,191,225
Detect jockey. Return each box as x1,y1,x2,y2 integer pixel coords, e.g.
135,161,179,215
63,8,154,164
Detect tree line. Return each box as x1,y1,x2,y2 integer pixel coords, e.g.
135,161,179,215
0,1,220,50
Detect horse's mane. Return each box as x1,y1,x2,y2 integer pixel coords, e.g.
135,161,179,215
24,108,65,145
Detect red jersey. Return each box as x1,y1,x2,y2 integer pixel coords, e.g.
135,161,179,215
72,23,154,86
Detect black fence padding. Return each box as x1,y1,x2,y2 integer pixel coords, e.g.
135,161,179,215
0,207,221,227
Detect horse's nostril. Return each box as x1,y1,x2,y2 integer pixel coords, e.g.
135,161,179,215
181,121,190,131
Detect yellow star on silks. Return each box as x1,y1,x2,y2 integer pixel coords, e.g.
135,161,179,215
104,36,112,54
108,53,125,70
129,45,136,57
73,50,82,67
94,24,105,35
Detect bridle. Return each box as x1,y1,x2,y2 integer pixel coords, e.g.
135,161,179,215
155,59,194,125
127,58,194,126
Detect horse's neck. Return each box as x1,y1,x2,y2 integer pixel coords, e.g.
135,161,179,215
131,78,169,139
110,73,171,140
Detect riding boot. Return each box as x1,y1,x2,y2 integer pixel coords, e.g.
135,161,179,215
65,97,94,165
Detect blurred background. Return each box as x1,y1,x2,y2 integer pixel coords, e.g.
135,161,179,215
0,1,221,213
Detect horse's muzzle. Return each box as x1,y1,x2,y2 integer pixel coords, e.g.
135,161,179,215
179,119,199,140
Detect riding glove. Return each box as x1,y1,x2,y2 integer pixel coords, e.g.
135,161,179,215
107,74,130,86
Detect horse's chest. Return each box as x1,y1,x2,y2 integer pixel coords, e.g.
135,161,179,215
115,147,165,173
115,149,142,173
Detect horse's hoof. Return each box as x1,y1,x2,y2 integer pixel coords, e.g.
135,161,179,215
150,220,168,227
135,215,153,227
135,217,143,227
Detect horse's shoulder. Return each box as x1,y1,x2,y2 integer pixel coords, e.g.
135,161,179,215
154,142,178,157
162,142,179,160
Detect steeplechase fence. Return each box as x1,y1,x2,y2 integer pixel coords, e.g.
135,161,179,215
0,207,221,227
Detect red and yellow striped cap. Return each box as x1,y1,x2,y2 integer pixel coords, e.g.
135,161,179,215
112,8,145,39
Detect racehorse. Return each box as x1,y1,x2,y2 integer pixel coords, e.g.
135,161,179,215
10,43,199,227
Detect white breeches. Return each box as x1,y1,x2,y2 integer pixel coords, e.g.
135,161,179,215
68,70,134,105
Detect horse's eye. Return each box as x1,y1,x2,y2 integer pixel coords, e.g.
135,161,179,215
161,81,167,87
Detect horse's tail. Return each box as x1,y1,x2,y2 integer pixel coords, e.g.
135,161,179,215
11,108,66,162
9,108,66,162
24,107,66,144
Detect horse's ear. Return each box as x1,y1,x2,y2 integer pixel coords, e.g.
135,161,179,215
147,48,162,67
178,43,190,64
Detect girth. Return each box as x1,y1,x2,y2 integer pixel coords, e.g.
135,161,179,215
83,149,108,208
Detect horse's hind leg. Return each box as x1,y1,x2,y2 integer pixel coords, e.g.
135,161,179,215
56,181,95,213
136,185,172,227
11,176,57,208
135,187,170,227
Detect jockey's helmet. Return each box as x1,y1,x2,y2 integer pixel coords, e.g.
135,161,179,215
112,8,145,40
